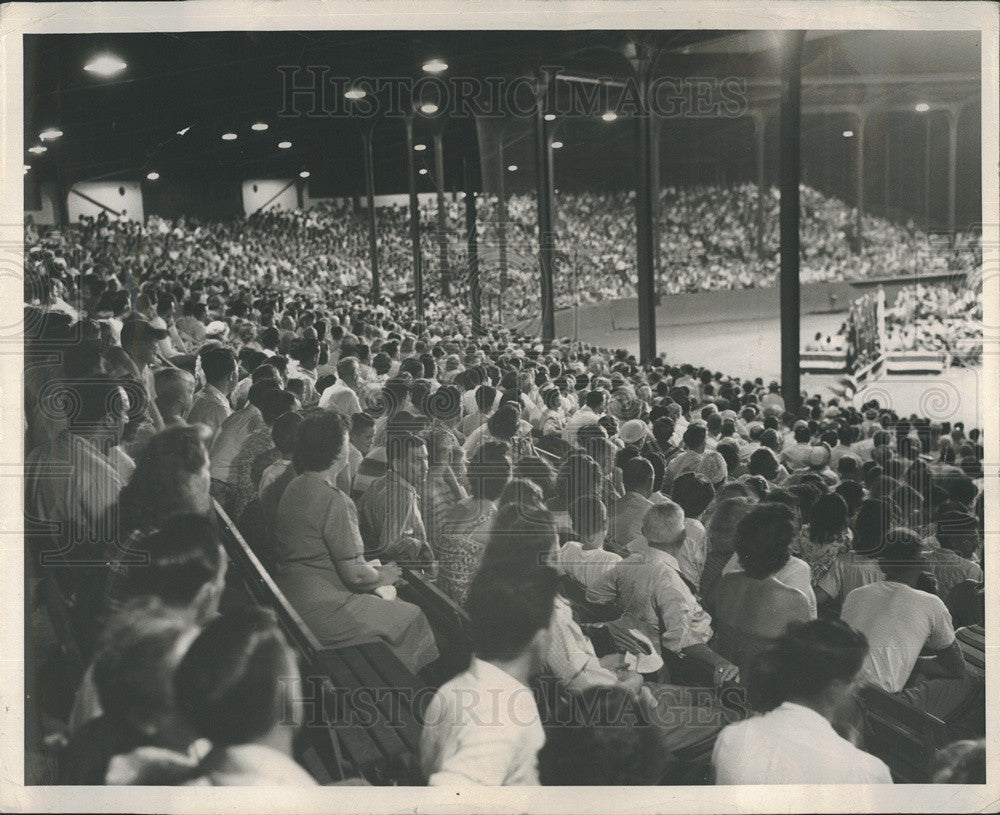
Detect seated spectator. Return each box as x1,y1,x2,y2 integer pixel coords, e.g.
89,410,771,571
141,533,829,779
720,504,817,618
229,387,299,522
538,686,667,785
153,368,196,428
661,423,707,493
357,431,435,570
814,499,889,609
435,442,511,605
841,529,981,738
711,503,815,677
669,472,715,586
587,502,739,687
166,608,321,785
780,422,813,470
606,457,655,556
114,423,214,541
208,379,280,511
59,604,201,785
794,492,853,587
924,510,983,599
712,619,892,784
419,567,557,786
318,356,363,415
699,497,754,605
257,410,304,501
271,409,438,673
555,495,621,590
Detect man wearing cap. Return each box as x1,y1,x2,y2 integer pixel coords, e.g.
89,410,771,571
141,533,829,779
120,315,171,433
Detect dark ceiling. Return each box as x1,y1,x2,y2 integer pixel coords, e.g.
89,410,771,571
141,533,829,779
23,29,981,201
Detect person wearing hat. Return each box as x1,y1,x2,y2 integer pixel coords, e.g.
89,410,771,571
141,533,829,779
696,451,728,491
804,442,839,487
121,315,172,433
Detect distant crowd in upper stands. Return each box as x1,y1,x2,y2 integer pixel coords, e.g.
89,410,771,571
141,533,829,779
21,195,986,787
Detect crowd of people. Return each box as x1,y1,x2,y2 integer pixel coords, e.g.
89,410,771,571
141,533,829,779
23,203,987,787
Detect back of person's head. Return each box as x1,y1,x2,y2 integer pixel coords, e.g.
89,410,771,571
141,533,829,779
735,502,799,579
569,495,608,542
256,387,297,425
538,685,666,785
380,377,411,416
475,384,497,414
748,447,780,480
466,448,512,502
513,454,556,498
787,483,821,521
487,404,520,441
682,423,707,451
834,480,864,517
931,739,986,784
809,492,849,543
247,379,282,414
271,410,303,457
651,417,674,447
154,367,195,414
621,456,654,494
584,389,607,412
670,472,715,519
838,453,861,481
117,514,224,616
935,510,980,559
497,477,547,511
466,566,557,663
292,409,349,473
483,503,558,571
747,618,869,712
174,607,297,746
642,501,686,550
876,527,925,579
93,603,199,735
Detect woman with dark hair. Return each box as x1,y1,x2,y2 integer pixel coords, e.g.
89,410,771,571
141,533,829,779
115,423,214,540
271,409,438,673
712,619,892,784
794,492,853,586
719,502,817,618
814,498,891,610
513,454,556,500
170,608,320,785
710,503,815,676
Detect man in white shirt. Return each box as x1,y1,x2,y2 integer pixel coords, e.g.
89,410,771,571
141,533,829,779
841,530,976,733
561,389,607,445
318,356,363,416
420,568,557,786
187,346,238,441
713,619,892,784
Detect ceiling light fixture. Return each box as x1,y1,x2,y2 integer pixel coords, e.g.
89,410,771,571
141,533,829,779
39,128,63,141
419,102,439,115
414,143,427,152
28,145,47,155
299,170,310,178
222,132,238,141
551,141,563,149
84,54,127,77
146,171,160,181
251,122,269,131
915,102,930,113
278,141,292,149
601,111,618,122
344,88,366,100
842,130,854,138
422,59,448,74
